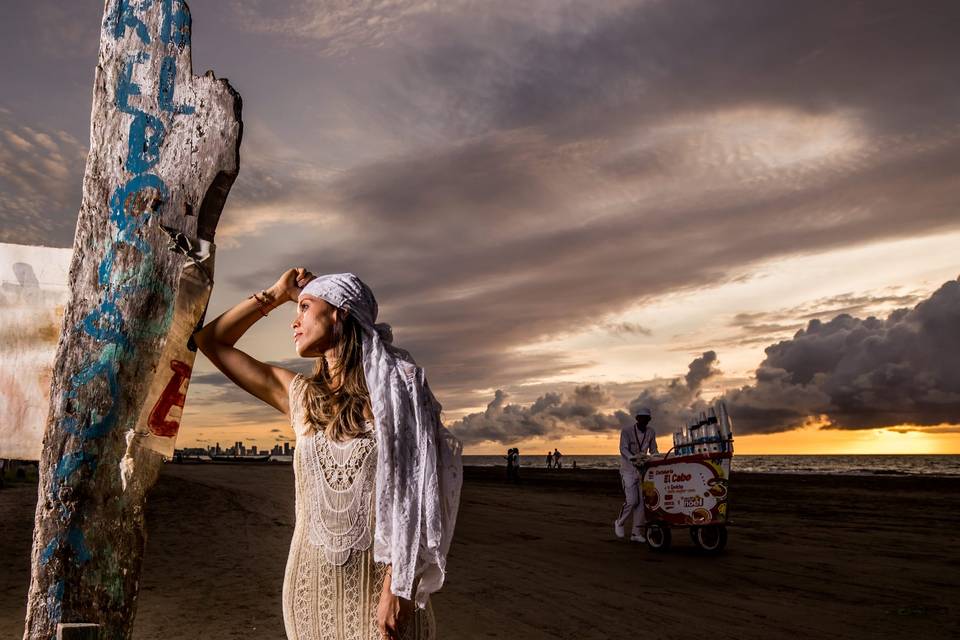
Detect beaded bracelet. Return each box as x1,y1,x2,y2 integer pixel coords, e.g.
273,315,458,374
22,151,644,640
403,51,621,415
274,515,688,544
250,289,275,316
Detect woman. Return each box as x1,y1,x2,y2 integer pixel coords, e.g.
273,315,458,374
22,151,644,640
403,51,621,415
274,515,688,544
194,268,462,640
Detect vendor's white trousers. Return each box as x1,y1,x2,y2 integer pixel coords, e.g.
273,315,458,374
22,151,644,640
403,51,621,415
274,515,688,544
616,471,645,534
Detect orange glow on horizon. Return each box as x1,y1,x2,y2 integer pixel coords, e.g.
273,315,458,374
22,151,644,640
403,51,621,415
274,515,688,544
720,424,960,455
178,419,960,456
445,424,960,456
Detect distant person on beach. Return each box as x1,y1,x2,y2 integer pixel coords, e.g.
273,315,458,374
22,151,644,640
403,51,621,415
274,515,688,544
512,448,521,484
615,408,658,543
195,269,461,640
545,451,553,469
553,448,563,469
505,447,515,482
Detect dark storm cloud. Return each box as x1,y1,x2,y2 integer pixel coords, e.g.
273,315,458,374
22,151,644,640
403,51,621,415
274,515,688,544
623,351,722,434
450,352,720,446
186,279,960,444
685,351,720,391
449,386,633,447
725,277,960,434
492,376,752,413
451,279,960,444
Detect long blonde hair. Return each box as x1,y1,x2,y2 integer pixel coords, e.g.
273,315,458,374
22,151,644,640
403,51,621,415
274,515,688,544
302,311,372,441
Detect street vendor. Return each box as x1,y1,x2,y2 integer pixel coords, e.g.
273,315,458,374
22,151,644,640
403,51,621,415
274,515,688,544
614,408,658,542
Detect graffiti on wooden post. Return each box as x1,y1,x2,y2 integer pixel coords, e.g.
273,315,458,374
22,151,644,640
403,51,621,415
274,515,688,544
147,360,191,438
25,0,241,636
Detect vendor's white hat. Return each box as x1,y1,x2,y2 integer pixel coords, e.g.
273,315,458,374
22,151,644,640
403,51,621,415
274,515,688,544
636,407,652,417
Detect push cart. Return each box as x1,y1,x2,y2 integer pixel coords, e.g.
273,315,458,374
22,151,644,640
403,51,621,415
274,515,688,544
636,449,731,553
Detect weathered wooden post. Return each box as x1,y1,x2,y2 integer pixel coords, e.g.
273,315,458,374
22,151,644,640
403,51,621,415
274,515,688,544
24,1,241,638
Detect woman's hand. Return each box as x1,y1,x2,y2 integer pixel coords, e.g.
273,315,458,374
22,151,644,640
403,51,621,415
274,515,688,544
269,267,315,304
377,568,412,640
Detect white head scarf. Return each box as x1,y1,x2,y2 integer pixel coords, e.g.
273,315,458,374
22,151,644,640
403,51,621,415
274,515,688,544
298,273,463,607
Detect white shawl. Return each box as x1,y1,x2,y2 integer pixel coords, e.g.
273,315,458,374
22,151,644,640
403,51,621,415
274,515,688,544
298,273,462,608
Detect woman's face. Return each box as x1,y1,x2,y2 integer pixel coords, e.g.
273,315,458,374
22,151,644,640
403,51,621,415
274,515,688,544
292,295,340,357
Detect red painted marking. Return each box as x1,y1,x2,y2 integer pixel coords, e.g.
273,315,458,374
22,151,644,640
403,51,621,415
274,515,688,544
148,359,191,437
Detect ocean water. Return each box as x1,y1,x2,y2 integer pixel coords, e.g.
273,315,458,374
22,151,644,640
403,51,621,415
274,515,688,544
464,454,960,477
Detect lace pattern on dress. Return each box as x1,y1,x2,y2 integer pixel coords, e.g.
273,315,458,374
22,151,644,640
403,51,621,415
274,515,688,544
301,429,377,565
292,545,316,640
291,375,378,566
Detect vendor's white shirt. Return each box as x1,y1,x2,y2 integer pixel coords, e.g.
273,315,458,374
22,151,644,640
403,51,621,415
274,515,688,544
620,423,658,479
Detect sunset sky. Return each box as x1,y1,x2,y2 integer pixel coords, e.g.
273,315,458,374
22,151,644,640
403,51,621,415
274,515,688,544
2,1,958,454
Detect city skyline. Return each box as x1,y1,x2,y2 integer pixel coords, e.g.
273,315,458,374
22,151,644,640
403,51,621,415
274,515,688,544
177,440,295,457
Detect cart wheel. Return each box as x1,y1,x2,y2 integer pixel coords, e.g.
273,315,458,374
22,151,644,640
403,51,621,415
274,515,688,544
645,523,671,552
690,525,727,553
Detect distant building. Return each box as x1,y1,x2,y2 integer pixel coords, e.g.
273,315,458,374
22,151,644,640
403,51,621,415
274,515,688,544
284,442,290,456
251,445,258,455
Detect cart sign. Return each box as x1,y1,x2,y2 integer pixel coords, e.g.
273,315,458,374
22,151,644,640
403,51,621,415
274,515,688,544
642,455,730,526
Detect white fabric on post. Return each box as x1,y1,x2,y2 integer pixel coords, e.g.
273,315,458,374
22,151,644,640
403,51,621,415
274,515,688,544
298,273,463,608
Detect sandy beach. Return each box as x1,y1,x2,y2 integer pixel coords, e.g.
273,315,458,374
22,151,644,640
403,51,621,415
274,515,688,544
2,464,958,639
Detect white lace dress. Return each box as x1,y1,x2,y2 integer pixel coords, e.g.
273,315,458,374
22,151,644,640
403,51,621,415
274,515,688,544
282,375,436,640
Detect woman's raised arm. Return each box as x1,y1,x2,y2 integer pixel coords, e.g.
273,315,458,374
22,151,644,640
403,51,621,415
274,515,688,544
193,268,312,415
